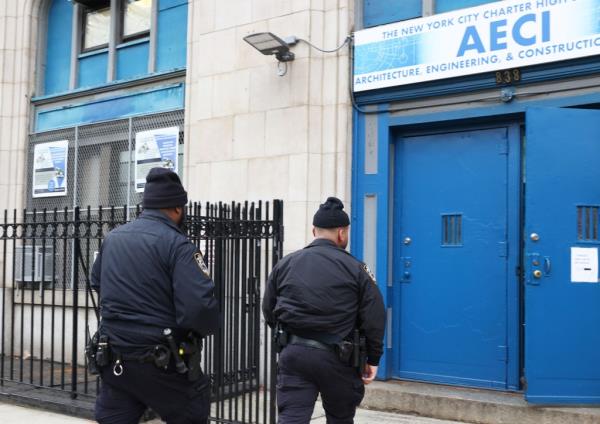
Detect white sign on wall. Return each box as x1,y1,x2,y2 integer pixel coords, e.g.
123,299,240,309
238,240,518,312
353,0,600,91
32,140,69,198
135,126,180,193
571,247,599,283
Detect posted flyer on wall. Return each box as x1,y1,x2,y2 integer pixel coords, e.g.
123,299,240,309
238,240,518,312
32,140,68,198
135,126,180,193
571,246,599,283
353,0,600,91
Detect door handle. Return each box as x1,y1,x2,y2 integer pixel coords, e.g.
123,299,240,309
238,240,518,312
533,270,542,279
544,257,551,275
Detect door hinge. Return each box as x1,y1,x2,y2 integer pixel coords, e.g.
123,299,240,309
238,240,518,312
498,241,508,257
387,308,393,349
497,345,508,363
498,138,509,155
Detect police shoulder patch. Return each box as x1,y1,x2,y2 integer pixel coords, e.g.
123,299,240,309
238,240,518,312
362,264,376,285
194,252,210,277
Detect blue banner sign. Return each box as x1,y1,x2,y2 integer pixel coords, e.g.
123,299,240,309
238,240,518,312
353,0,600,91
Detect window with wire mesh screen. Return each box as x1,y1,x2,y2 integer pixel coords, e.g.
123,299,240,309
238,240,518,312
27,109,184,213
577,206,599,242
442,213,463,246
25,110,184,287
130,110,185,211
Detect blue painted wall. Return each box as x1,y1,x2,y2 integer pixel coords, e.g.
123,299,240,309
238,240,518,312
117,41,150,80
363,0,421,28
43,0,188,96
351,107,394,379
45,0,73,95
436,0,500,13
36,83,185,132
156,0,188,72
78,51,108,89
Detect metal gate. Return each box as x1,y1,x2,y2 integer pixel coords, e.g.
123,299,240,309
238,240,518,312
0,200,283,423
27,109,185,213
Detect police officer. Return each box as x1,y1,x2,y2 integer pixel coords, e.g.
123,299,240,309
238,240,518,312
262,197,386,424
91,167,219,424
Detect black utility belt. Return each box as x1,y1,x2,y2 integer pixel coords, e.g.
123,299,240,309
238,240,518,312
287,334,335,352
85,328,204,381
119,344,173,368
273,326,367,372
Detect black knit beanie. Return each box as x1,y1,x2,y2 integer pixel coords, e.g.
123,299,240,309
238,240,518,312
142,168,188,209
313,197,350,228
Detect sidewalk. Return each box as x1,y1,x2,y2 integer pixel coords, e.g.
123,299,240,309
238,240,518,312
0,401,465,423
0,402,94,423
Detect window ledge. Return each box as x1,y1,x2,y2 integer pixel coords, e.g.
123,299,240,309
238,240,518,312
78,47,109,59
32,68,186,106
116,37,150,49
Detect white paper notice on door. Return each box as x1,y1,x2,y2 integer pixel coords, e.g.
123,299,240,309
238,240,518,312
571,247,599,283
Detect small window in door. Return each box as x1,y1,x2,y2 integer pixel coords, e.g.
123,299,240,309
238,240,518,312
442,214,463,246
577,206,599,241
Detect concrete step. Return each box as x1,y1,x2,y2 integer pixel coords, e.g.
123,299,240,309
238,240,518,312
362,380,600,424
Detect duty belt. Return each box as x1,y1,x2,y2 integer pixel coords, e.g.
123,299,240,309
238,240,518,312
288,334,335,352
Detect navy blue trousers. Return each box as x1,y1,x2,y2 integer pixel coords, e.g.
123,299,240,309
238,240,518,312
277,344,365,424
95,361,210,424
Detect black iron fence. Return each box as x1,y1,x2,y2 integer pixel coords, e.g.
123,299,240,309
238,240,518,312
0,201,283,424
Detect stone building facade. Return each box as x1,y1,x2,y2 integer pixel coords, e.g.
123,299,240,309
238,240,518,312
0,0,355,255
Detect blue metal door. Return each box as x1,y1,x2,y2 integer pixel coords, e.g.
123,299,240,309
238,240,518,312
524,108,600,404
393,127,520,390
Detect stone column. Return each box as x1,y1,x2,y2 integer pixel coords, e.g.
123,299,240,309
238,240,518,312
184,0,354,255
0,0,42,356
0,0,41,212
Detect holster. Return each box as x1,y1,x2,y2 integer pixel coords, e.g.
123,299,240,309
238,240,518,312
350,329,367,375
180,334,203,382
85,331,111,375
273,323,289,353
85,331,99,375
335,340,354,365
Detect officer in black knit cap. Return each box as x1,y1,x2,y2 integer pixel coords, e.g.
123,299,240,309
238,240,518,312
263,197,386,424
92,167,219,424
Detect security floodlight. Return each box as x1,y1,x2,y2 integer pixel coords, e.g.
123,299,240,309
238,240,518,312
243,32,297,63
